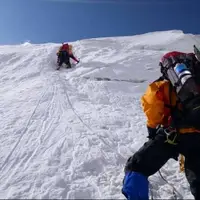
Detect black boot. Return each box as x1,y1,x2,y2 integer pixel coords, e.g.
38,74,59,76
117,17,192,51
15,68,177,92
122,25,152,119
66,61,71,68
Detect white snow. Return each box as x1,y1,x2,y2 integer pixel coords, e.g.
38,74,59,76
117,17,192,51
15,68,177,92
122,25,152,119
0,30,200,199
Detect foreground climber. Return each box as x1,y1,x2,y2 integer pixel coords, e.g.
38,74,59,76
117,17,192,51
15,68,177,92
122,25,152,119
122,45,200,200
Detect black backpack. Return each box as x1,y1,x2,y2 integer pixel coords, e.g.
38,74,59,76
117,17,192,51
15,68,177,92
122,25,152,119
159,46,200,129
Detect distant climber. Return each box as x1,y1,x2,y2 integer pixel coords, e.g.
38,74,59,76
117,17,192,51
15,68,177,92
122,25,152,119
56,43,79,70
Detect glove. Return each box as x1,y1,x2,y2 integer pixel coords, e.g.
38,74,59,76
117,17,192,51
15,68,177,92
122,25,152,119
172,152,179,161
122,171,149,200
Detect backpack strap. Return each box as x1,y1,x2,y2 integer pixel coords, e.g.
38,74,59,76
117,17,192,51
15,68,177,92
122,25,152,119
168,82,186,130
153,76,165,83
167,83,178,129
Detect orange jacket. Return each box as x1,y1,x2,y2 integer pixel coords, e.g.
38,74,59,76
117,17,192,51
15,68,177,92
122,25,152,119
141,79,200,134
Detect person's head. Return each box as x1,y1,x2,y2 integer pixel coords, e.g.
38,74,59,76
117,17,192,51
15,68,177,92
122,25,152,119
159,51,200,79
61,42,68,45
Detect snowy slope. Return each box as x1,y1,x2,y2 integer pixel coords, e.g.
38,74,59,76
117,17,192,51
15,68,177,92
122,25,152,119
0,30,200,199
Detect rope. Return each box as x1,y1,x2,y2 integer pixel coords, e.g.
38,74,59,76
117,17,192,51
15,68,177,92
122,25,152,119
0,86,48,173
149,182,154,200
158,169,183,199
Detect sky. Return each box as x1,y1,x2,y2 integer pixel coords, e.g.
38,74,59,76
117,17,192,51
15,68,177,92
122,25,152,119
0,0,199,45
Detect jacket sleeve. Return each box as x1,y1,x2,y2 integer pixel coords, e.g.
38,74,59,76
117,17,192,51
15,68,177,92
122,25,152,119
69,54,79,62
141,82,165,128
147,126,158,139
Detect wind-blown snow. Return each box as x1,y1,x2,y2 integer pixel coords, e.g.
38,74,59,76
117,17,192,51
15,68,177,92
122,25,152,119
0,30,200,199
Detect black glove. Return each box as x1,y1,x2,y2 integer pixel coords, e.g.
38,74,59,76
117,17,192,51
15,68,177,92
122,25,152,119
172,152,179,161
147,126,158,140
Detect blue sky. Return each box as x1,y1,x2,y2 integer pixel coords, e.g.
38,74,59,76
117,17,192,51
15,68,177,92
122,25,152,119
0,0,199,44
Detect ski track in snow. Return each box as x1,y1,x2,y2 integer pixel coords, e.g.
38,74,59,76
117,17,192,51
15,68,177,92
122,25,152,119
0,31,199,199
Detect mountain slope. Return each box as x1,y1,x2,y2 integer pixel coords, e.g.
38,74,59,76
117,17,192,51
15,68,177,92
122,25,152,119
0,30,200,199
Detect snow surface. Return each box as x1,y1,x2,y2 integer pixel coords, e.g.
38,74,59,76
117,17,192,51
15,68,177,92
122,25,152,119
0,30,200,199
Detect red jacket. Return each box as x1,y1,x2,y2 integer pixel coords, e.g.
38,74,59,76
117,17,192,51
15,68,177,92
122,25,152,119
60,43,69,52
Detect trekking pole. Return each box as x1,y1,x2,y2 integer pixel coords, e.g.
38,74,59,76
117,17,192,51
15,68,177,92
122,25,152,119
191,35,200,47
